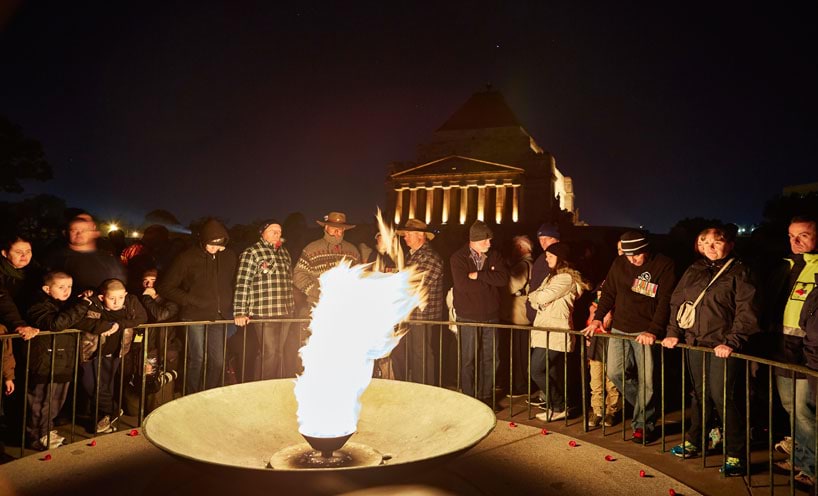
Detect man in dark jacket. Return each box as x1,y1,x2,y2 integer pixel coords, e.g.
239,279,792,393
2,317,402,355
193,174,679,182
451,220,509,405
583,231,676,444
157,219,238,393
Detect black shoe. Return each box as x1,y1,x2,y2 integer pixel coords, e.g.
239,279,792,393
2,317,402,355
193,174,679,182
526,394,546,407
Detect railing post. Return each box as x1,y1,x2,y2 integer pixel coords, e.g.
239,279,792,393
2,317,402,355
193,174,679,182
681,347,686,462
661,345,665,452
581,339,587,433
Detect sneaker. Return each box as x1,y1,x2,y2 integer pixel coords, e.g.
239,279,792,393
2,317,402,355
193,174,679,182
775,436,793,456
708,427,722,450
795,471,815,487
526,394,546,407
534,411,554,422
603,412,619,427
670,441,700,458
96,415,113,434
587,412,602,428
49,430,65,446
774,459,802,473
719,456,745,477
549,409,567,421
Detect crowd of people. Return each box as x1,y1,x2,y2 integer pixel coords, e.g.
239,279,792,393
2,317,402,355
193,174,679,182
0,209,816,487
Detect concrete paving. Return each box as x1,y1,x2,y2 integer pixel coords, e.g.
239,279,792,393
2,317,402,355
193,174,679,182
0,390,810,495
0,422,701,496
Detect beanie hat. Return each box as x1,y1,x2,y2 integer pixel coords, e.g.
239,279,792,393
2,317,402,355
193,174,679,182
537,223,561,239
620,231,649,255
258,219,281,236
469,220,493,242
546,242,571,261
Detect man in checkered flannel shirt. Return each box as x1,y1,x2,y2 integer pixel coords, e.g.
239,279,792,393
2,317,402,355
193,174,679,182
233,219,295,380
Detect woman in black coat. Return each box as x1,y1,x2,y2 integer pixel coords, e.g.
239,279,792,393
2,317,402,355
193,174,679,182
662,223,759,477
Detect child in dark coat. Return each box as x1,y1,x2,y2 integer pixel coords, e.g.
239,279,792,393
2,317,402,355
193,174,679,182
80,278,147,433
25,271,94,449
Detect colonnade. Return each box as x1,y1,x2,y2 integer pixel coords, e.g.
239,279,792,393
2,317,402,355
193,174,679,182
393,182,520,225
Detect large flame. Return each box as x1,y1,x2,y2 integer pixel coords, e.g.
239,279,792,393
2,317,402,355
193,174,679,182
294,212,426,439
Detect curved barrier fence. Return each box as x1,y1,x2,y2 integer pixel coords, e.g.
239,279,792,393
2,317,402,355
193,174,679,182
1,319,816,495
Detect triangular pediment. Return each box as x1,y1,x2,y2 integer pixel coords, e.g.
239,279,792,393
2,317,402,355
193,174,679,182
391,155,524,179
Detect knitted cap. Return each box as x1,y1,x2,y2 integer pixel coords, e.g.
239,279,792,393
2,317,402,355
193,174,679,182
537,223,560,239
546,242,571,261
258,219,281,236
469,220,493,242
620,231,649,255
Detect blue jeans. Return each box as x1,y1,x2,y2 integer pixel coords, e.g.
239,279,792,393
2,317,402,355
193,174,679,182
530,347,565,412
776,376,816,478
607,329,655,431
186,324,230,393
458,318,498,401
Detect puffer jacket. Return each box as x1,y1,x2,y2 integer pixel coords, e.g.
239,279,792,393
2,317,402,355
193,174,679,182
665,257,759,350
80,294,147,361
528,267,589,352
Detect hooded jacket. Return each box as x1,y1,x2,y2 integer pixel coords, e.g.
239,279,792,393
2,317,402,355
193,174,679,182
157,220,238,321
665,257,759,350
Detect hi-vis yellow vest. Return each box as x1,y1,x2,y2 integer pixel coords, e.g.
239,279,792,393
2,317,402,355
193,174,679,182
783,253,818,336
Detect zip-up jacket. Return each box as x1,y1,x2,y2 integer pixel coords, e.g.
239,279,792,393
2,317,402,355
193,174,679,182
450,244,509,321
665,257,759,350
158,245,238,321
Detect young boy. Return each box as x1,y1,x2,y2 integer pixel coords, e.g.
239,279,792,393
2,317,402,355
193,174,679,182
26,271,94,449
81,278,147,433
585,283,622,428
124,269,179,415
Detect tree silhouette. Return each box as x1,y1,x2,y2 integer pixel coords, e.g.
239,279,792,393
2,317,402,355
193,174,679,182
144,208,181,226
0,115,52,192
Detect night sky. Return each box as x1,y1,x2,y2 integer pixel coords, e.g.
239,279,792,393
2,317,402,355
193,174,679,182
1,2,816,232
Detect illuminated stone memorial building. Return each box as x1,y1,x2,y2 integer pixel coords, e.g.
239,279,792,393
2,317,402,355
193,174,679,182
386,87,577,231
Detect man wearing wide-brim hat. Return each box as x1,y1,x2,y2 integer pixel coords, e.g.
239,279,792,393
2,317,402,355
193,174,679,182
393,219,443,384
293,211,361,306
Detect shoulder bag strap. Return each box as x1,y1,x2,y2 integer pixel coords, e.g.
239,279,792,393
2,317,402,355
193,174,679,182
689,258,735,310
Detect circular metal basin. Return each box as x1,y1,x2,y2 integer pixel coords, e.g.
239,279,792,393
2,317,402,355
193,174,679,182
143,378,496,473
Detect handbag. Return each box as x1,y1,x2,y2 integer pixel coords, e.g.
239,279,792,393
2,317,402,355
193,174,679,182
676,258,735,329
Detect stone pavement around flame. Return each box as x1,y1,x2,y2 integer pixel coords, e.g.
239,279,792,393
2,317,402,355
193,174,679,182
0,419,703,496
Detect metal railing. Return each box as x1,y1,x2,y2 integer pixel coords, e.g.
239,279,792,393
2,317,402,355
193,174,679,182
2,320,817,495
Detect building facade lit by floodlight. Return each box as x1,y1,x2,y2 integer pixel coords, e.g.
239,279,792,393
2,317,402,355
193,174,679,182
386,87,576,227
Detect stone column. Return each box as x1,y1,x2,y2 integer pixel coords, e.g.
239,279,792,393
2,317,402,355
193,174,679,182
425,187,434,224
409,188,418,219
442,187,451,224
495,184,506,224
512,185,520,223
394,188,404,224
477,185,487,222
459,185,469,225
